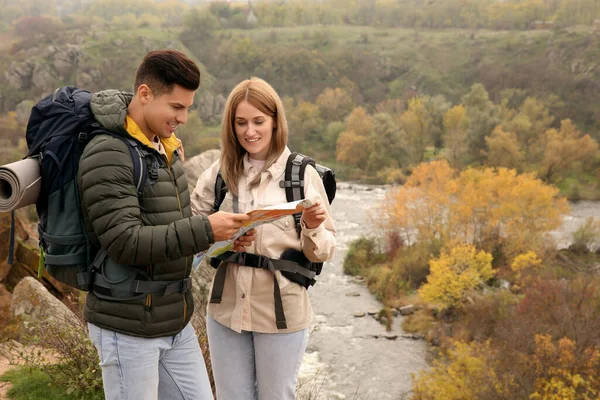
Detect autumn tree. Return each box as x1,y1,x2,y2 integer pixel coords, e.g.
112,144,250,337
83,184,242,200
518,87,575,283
286,100,325,155
485,126,525,170
381,160,457,247
316,87,356,124
336,131,370,170
442,105,470,169
500,96,555,164
423,95,451,154
530,335,600,400
419,244,494,310
540,119,599,182
366,112,406,173
412,340,515,399
511,251,543,282
400,97,432,166
462,84,499,165
335,107,373,170
380,160,569,260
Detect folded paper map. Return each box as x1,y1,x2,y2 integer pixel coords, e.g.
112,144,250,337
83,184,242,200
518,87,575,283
193,198,314,271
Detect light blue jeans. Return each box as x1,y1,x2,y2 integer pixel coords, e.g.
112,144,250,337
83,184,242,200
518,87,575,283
88,322,213,400
206,316,308,400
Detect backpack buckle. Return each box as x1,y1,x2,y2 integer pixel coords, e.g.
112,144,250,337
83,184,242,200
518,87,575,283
78,132,88,142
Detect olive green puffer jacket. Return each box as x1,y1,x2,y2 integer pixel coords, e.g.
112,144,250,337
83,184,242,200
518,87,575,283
78,90,213,338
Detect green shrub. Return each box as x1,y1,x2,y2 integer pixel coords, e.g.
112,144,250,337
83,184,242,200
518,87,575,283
343,236,385,276
390,243,436,290
10,309,103,398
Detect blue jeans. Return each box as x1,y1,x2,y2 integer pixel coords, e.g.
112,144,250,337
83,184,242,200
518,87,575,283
206,316,308,400
88,322,213,400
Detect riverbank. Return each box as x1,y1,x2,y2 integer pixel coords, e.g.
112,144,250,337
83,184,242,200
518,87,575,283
298,182,428,399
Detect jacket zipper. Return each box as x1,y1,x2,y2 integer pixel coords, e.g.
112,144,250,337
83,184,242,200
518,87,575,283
145,264,153,308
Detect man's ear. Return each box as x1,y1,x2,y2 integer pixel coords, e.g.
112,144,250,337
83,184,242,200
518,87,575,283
138,84,153,104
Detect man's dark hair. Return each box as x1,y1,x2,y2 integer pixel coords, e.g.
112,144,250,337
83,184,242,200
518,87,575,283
134,49,200,95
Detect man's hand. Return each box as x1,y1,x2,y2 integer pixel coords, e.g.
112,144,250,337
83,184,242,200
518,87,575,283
232,228,256,252
208,211,250,242
301,201,327,229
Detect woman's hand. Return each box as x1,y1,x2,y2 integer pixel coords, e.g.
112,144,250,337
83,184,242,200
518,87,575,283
232,228,256,252
301,201,326,229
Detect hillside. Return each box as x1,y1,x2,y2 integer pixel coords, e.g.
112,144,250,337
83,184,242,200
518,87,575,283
0,23,598,191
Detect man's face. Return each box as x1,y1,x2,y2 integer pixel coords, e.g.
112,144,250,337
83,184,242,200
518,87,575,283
141,84,195,140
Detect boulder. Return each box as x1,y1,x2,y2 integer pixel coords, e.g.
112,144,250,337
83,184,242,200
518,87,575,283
184,149,221,191
31,62,57,92
190,257,215,329
52,44,82,77
0,284,11,327
5,60,35,89
15,100,34,125
10,277,76,325
197,91,226,124
397,305,417,316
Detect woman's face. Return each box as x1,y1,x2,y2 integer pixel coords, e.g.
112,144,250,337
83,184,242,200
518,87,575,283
234,100,274,161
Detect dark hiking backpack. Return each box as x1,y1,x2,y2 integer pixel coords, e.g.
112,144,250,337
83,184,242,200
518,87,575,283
209,152,336,329
23,86,148,291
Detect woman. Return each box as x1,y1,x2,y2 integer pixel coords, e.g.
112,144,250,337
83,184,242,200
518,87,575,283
191,77,336,399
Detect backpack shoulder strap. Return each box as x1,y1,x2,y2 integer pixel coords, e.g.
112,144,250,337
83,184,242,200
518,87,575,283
282,152,315,203
282,152,316,236
213,171,228,212
92,130,147,196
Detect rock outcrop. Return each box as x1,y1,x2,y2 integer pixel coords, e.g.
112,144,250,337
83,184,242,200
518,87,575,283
183,149,221,191
10,276,77,325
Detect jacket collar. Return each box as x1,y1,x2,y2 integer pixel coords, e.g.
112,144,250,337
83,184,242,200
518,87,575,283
91,90,180,159
242,147,291,180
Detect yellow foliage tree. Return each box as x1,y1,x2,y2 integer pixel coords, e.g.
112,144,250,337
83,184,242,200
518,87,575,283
345,107,373,137
380,160,569,259
419,244,494,310
384,160,456,245
485,126,524,170
511,251,542,281
530,335,600,400
442,105,470,169
453,167,568,257
412,340,514,400
336,131,370,170
541,119,599,182
315,87,355,123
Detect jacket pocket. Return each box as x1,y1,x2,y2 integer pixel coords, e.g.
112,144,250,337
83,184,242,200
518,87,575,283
272,215,297,232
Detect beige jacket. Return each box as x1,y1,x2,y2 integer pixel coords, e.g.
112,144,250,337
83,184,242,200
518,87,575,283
191,147,336,333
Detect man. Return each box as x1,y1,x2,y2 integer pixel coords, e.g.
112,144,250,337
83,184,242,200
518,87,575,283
78,49,250,399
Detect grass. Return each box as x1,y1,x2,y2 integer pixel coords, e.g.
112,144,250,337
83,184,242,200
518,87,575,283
0,366,104,400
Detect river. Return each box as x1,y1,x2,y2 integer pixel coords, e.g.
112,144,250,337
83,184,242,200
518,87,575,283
297,182,599,400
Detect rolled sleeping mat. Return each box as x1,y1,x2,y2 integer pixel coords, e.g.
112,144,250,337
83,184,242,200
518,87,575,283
0,158,41,212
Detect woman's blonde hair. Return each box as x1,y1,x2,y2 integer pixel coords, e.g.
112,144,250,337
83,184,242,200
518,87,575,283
220,77,289,195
